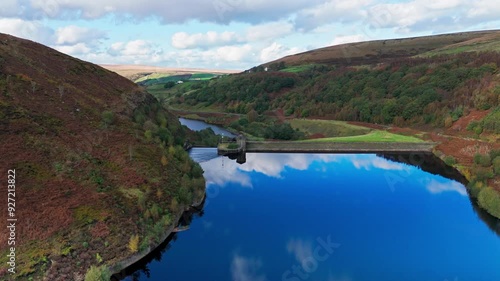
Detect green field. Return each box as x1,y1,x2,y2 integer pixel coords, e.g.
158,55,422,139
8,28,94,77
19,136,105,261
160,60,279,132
289,119,371,138
144,83,181,98
136,72,219,85
280,64,319,73
419,40,500,57
191,73,218,80
303,130,424,143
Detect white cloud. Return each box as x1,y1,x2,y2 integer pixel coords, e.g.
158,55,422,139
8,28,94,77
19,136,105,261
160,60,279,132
4,0,498,70
0,18,53,44
259,42,305,62
213,44,254,62
295,0,373,31
170,21,294,50
245,21,294,42
231,255,267,281
55,25,106,45
0,0,20,17
105,40,163,64
17,0,325,24
54,43,92,55
171,31,239,49
426,179,467,196
366,0,470,33
467,0,500,21
331,34,368,46
425,0,464,10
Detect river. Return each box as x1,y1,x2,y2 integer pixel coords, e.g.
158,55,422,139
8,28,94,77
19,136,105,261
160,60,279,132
117,120,500,281
179,117,237,138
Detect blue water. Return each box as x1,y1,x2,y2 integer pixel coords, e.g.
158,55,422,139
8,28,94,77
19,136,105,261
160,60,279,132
179,117,236,137
122,150,500,281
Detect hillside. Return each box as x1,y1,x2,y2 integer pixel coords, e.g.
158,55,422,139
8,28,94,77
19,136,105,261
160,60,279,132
0,34,205,280
262,29,500,68
153,30,500,220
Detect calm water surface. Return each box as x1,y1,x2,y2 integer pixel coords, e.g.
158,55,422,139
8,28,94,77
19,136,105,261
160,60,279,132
120,149,500,281
179,117,236,137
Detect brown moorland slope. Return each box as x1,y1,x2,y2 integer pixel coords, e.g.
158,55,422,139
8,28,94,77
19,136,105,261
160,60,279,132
0,34,204,280
264,30,500,67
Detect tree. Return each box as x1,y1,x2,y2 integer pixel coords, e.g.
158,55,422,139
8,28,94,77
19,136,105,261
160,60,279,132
164,81,176,89
84,265,111,281
128,234,139,253
247,109,258,123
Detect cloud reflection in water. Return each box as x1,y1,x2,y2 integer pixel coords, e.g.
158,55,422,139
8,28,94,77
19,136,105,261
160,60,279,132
200,153,411,188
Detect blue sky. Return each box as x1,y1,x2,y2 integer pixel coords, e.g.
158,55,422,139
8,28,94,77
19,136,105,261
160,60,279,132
1,0,499,70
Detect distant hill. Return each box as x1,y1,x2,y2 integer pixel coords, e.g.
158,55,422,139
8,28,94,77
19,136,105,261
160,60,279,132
261,30,500,68
101,64,239,85
0,34,205,280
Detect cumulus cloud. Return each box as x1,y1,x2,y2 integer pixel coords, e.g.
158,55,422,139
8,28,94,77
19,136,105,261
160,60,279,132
171,31,239,49
467,0,500,21
331,34,368,46
55,25,106,45
54,43,92,55
426,179,467,196
245,21,294,42
0,18,54,44
168,43,287,68
366,0,470,33
0,0,20,17
4,0,499,70
170,21,294,50
294,0,372,31
259,42,305,62
106,40,163,63
231,255,267,281
12,0,324,24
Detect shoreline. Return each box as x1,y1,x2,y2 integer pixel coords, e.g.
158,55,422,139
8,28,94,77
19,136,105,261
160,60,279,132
109,193,206,280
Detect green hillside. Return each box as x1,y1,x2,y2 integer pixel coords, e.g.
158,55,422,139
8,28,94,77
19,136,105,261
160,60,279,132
152,30,500,220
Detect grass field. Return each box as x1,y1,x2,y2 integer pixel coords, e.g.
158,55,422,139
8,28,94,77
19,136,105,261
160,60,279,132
419,40,500,57
302,130,424,143
144,83,168,96
280,64,318,73
136,72,220,85
191,73,218,80
289,119,371,137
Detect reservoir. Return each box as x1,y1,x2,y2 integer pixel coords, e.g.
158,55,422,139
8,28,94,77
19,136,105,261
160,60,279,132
118,123,500,281
179,117,236,137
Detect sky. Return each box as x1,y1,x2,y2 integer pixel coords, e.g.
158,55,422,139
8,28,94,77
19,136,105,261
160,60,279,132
0,0,499,71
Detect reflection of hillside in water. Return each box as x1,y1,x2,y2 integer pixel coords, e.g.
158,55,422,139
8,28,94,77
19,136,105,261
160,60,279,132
111,200,206,281
379,153,500,237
